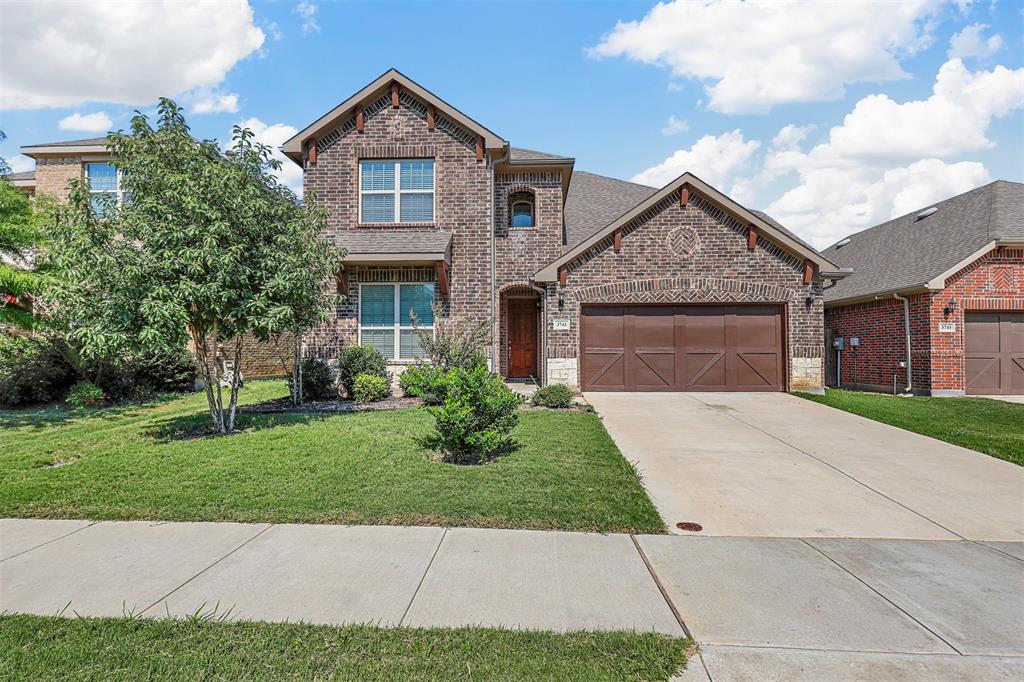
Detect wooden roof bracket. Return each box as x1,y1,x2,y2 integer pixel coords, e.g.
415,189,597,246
355,106,365,133
614,229,622,254
435,261,450,297
803,259,814,285
391,81,400,108
680,187,689,207
747,225,757,251
426,104,435,131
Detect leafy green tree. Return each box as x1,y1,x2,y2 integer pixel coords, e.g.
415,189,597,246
47,100,342,433
1,131,53,332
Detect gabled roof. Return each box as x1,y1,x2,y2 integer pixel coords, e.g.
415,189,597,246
822,180,1024,305
509,147,572,163
282,69,507,164
22,136,110,156
536,171,845,282
564,171,657,247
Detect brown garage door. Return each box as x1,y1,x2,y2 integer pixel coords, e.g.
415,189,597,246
965,312,1024,395
580,305,785,391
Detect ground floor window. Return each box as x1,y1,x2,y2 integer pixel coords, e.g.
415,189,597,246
359,283,434,359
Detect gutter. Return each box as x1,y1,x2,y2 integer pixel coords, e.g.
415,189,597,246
490,146,510,372
891,293,913,394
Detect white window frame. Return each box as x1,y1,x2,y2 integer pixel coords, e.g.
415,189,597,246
357,282,435,360
85,162,123,213
358,159,435,224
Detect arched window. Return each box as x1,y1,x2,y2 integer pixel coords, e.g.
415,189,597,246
509,191,534,228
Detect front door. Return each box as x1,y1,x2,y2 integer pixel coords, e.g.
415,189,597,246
508,299,538,378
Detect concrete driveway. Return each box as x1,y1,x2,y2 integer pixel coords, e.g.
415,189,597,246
586,392,1024,541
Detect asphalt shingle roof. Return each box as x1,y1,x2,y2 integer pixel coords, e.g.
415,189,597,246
509,147,572,161
564,171,658,247
822,180,1024,303
25,136,108,148
336,230,452,255
4,171,35,181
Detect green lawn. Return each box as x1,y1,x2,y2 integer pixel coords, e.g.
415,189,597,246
799,389,1024,466
0,614,690,682
0,381,664,533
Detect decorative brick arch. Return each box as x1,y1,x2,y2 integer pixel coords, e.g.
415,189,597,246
572,276,796,304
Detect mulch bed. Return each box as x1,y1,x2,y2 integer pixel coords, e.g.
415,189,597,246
244,396,423,414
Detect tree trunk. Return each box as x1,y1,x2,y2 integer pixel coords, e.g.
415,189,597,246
189,324,225,434
225,335,244,432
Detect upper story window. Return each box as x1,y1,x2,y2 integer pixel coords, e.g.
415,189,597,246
509,191,534,228
86,162,121,217
359,160,434,224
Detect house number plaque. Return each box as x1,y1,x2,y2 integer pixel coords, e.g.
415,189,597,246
552,318,570,331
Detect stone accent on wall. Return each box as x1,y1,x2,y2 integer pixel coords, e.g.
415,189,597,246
547,358,578,387
790,357,824,391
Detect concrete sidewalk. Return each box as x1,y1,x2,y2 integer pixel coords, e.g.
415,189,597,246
3,518,1023,680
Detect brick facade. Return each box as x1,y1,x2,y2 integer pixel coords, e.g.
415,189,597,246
302,92,494,372
547,191,824,390
825,248,1024,394
33,156,83,201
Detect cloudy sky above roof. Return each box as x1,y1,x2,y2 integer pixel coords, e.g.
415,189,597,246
0,0,1021,248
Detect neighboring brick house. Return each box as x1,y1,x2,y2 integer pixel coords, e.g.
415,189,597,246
823,181,1024,396
282,69,848,392
16,138,292,378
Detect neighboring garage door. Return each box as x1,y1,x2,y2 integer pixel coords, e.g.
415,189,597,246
580,305,784,391
965,312,1024,395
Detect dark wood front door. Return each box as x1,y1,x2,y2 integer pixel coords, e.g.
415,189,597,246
508,299,538,378
966,312,1024,395
580,305,785,392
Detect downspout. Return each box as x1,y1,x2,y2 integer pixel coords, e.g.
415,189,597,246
490,146,509,373
892,293,912,394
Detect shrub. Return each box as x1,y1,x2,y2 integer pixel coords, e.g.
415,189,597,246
338,345,389,398
66,380,105,408
531,384,575,409
0,335,76,407
411,304,491,370
288,357,337,400
353,372,389,403
399,364,451,405
428,366,523,464
129,346,197,393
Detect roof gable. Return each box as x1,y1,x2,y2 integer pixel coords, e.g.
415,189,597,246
282,69,506,164
535,171,843,282
822,180,1024,304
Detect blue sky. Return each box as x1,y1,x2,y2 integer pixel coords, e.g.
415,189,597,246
1,0,1022,247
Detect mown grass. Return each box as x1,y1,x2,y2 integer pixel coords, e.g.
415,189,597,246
0,614,691,682
799,389,1024,466
0,381,664,533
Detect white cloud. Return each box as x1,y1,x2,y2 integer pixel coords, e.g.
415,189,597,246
948,22,1002,58
660,115,690,136
188,90,240,115
771,124,815,151
590,0,942,113
757,59,1022,247
5,154,34,174
631,130,759,188
57,111,113,133
0,1,264,110
267,21,283,41
235,117,302,194
813,58,1024,162
295,2,320,34
769,159,990,247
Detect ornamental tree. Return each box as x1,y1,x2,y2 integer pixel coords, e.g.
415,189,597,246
47,100,342,433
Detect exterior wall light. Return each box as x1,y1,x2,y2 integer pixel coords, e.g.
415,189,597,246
943,299,958,316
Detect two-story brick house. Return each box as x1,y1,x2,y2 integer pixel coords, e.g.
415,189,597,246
283,70,848,392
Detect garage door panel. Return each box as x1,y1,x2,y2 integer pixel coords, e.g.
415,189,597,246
736,352,780,388
581,304,784,392
966,312,1024,395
